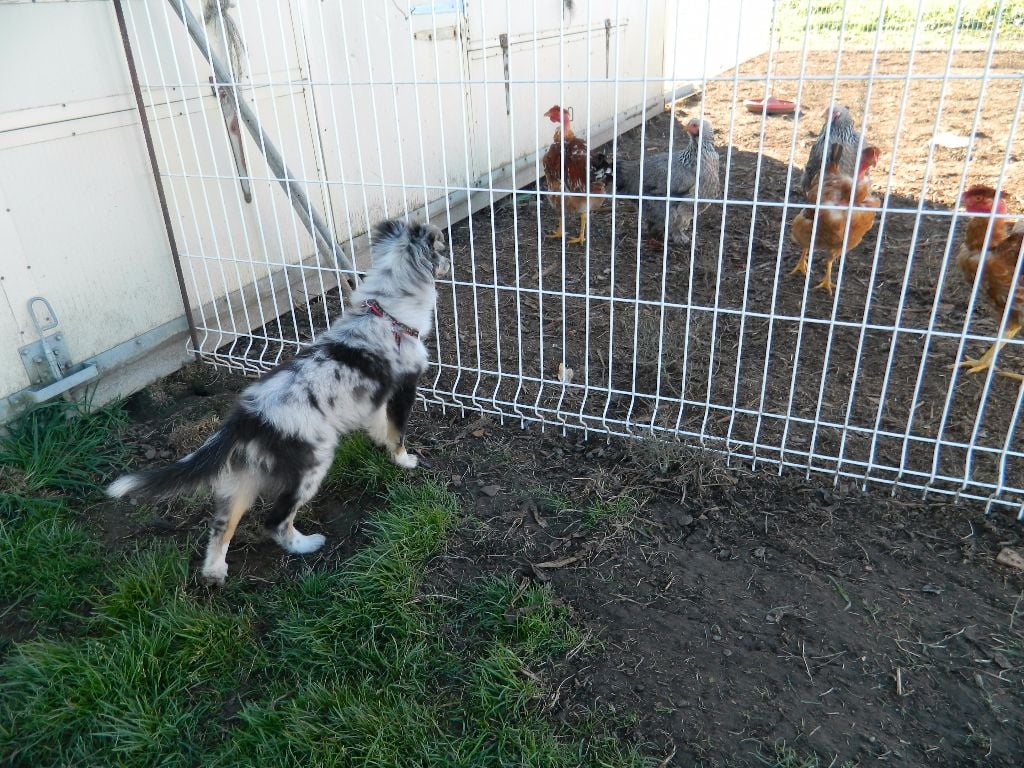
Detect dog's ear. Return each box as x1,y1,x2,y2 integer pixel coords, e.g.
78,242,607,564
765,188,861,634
373,218,407,249
405,221,440,268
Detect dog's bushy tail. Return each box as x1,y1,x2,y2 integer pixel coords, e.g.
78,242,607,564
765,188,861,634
107,415,239,501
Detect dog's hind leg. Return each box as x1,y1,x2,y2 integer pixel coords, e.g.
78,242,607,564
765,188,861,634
368,372,419,468
264,461,329,555
202,475,259,586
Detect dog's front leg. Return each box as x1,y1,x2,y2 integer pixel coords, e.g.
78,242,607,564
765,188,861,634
368,372,419,468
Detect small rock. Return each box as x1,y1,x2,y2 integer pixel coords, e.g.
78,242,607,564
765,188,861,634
753,546,766,559
480,484,500,497
144,447,157,460
159,450,172,459
722,649,732,657
678,513,693,526
996,547,1024,570
451,474,463,487
712,634,722,642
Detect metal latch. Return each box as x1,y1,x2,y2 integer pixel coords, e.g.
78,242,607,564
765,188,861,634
17,297,98,404
499,33,511,115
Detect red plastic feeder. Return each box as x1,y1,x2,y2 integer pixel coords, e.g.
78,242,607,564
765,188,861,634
743,97,796,115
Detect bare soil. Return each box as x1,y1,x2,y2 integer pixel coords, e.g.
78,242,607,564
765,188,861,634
98,364,1024,767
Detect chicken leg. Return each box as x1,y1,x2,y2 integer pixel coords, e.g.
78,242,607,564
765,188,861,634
957,322,1021,374
815,252,840,295
566,212,588,245
546,225,564,239
789,247,809,277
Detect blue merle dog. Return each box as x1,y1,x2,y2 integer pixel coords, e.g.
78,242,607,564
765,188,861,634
108,219,449,584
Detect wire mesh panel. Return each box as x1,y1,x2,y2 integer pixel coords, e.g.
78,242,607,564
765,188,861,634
123,0,1024,514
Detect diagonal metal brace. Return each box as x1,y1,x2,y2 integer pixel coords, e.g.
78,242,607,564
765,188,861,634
165,0,356,295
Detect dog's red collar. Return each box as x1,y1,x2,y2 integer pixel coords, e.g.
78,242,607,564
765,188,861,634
362,299,419,346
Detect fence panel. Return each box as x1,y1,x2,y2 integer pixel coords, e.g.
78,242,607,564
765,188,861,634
125,0,1024,515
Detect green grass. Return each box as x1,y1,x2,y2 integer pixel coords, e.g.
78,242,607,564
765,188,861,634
0,398,127,495
581,495,641,530
0,496,105,625
0,416,650,767
323,432,403,497
0,400,127,628
531,488,643,530
753,740,856,768
775,0,1024,49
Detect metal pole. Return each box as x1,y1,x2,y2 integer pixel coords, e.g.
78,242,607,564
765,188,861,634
113,0,201,359
164,0,356,294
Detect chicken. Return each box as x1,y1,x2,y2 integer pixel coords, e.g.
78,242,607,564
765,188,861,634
800,105,862,200
615,118,720,245
542,105,613,245
790,143,880,294
955,184,1024,377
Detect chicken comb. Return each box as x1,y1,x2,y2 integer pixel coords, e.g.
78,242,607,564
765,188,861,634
962,184,997,199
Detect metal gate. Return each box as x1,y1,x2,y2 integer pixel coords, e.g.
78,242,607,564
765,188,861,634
120,0,1024,515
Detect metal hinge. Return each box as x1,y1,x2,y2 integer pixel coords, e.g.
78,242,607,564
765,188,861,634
16,297,98,405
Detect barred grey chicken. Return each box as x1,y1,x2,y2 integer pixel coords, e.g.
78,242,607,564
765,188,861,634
616,118,720,245
800,105,862,200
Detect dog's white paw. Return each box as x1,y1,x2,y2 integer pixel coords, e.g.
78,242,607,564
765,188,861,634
277,530,326,555
201,562,228,586
393,449,418,469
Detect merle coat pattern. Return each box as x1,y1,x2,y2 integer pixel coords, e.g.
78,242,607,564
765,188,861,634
107,219,449,584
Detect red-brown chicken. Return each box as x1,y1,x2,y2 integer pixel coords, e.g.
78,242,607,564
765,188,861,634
956,184,1024,378
542,105,613,244
790,143,880,294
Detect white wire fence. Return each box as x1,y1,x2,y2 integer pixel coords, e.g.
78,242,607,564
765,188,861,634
122,0,1024,515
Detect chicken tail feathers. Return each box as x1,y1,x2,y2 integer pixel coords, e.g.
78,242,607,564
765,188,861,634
592,152,614,186
826,142,844,173
614,159,636,194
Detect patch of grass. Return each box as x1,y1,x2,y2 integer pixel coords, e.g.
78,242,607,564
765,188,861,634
775,0,1024,49
753,740,854,768
1,575,260,765
0,399,127,495
0,496,105,625
582,494,641,529
1,433,648,767
322,432,403,497
528,486,643,530
462,575,584,659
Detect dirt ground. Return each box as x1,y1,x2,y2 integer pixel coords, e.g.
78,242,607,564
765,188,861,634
104,366,1024,767
427,48,1024,506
